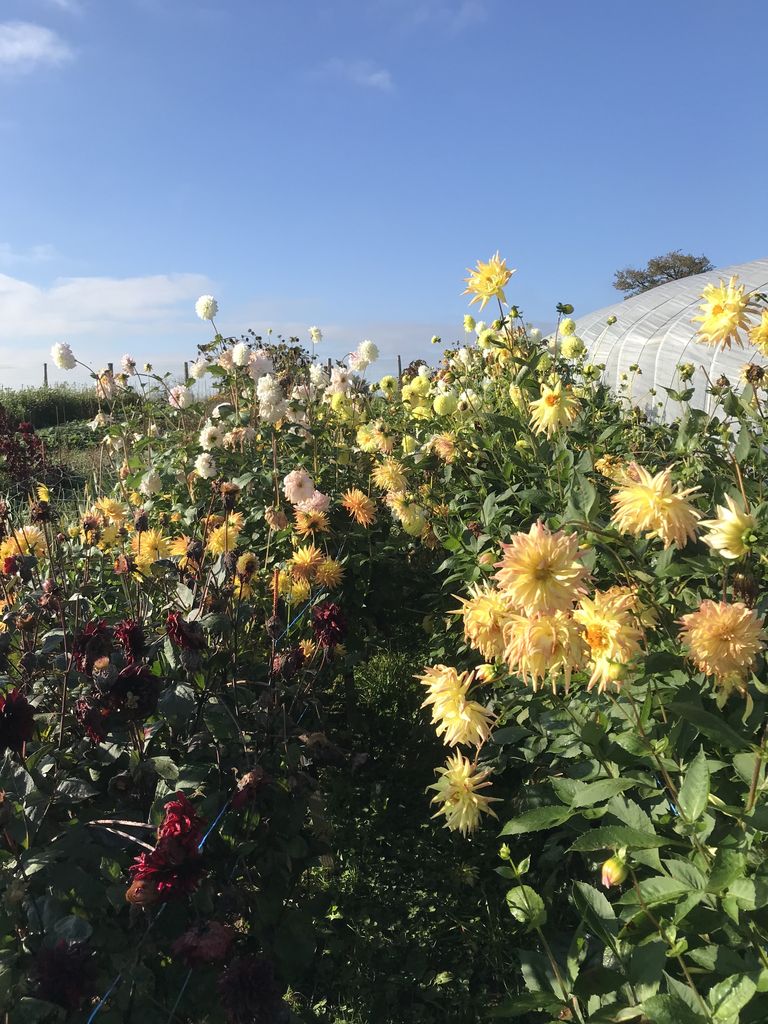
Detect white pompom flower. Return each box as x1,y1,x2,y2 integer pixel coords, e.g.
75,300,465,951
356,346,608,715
195,295,218,321
195,452,218,479
51,342,76,370
357,340,379,365
283,468,315,505
189,357,210,380
232,341,250,367
139,469,162,496
169,385,193,410
309,326,323,344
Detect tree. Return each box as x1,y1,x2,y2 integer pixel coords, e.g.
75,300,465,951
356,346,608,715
612,250,714,298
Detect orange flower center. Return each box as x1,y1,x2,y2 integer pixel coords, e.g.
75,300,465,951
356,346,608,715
586,625,609,654
544,394,559,407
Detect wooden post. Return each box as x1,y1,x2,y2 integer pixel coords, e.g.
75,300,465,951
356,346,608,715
327,358,332,375
397,354,403,382
183,361,189,381
107,362,114,374
43,362,48,388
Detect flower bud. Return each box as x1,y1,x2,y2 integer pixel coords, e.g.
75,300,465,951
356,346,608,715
601,855,628,889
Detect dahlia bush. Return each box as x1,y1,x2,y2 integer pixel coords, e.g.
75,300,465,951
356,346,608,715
1,259,768,1022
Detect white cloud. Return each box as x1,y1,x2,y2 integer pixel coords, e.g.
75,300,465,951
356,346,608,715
321,58,394,92
377,0,488,32
0,271,213,383
0,21,73,73
0,243,57,267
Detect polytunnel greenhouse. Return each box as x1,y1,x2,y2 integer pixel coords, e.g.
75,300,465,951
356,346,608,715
571,257,768,421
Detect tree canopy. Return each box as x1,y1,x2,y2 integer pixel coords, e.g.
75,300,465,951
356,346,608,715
612,249,714,298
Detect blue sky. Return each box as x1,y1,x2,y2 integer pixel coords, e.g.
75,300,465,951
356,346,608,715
0,0,766,385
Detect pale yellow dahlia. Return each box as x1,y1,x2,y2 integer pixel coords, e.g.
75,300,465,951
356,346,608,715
494,521,590,614
679,600,765,683
455,582,510,661
428,751,499,835
701,495,755,559
529,378,581,437
418,664,494,747
503,611,587,692
594,454,630,484
463,252,515,310
430,432,457,463
749,310,768,355
371,457,408,493
693,276,753,350
341,488,377,527
574,589,644,692
610,463,700,549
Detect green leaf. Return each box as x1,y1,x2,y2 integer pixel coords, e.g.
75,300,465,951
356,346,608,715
486,993,565,1018
150,756,180,781
571,882,618,950
506,885,547,931
669,702,750,751
570,778,640,809
621,876,690,908
677,748,710,822
499,806,573,836
570,826,669,852
708,849,746,893
642,994,705,1024
709,973,757,1020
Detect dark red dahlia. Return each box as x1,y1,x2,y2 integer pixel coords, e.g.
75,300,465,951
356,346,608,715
218,956,285,1024
17,421,34,434
172,921,234,965
109,664,159,720
74,695,110,744
72,619,112,675
166,611,206,651
2,555,21,576
231,767,266,811
311,601,347,649
113,618,146,663
126,792,206,903
33,941,93,1011
0,688,35,755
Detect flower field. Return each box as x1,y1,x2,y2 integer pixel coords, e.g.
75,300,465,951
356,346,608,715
2,257,768,1022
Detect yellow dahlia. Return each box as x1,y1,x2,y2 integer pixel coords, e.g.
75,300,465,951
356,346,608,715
419,664,494,748
700,495,755,560
290,543,324,582
429,752,499,835
2,525,47,558
503,611,586,692
371,457,408,493
594,454,630,484
679,600,765,683
693,276,753,350
294,508,330,537
94,497,126,523
529,378,581,437
463,252,515,310
574,589,644,692
236,551,259,579
315,557,344,590
341,488,376,527
455,582,510,661
130,528,170,568
356,424,379,453
207,514,243,555
749,310,768,355
610,463,700,549
494,521,590,614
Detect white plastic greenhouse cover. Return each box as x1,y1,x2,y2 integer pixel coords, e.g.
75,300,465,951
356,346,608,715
572,258,768,422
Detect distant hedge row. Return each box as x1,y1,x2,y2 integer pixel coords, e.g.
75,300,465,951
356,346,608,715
0,385,102,428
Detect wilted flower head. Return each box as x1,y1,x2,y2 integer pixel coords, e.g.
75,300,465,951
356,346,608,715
0,688,35,755
195,294,218,321
96,369,116,401
51,342,77,370
248,348,273,380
